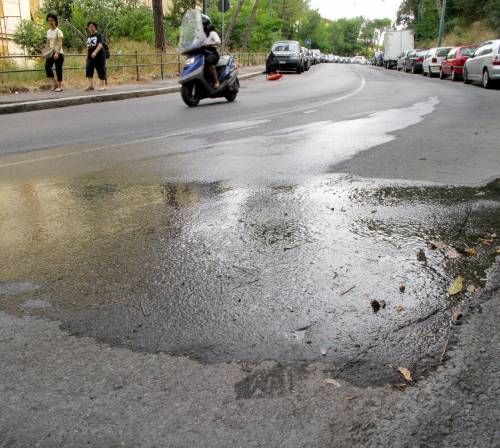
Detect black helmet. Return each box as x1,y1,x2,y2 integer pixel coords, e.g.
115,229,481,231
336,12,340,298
201,14,211,27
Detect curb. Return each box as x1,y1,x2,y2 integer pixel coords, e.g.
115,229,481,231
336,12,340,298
0,70,264,115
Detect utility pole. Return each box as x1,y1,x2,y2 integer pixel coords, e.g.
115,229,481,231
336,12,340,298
203,0,208,14
437,0,447,46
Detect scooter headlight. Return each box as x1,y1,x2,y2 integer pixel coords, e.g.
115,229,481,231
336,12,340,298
185,57,195,65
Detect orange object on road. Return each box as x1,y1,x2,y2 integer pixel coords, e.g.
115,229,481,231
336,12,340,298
266,73,283,81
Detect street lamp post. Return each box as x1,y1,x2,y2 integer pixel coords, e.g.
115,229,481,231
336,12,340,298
437,0,447,46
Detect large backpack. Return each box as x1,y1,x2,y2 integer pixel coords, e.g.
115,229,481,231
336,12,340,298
101,34,110,59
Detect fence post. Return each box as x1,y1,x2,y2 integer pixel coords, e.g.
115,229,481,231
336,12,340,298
177,54,181,75
160,52,164,80
135,50,140,81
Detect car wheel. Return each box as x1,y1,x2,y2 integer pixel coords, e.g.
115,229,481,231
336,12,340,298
463,67,471,84
451,68,458,81
439,68,446,79
411,64,416,74
482,69,492,89
428,69,435,78
422,67,427,76
296,65,302,74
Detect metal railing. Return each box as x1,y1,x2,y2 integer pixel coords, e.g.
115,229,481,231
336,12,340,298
0,51,267,81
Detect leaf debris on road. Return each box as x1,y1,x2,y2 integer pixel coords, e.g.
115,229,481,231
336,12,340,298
448,276,464,296
398,367,413,382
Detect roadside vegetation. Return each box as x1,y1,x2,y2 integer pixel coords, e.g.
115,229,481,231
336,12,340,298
397,0,500,46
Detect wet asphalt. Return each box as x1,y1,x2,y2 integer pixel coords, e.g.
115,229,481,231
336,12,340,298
0,64,499,446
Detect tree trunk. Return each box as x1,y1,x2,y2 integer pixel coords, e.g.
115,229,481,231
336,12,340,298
242,0,259,51
152,0,166,51
225,0,245,48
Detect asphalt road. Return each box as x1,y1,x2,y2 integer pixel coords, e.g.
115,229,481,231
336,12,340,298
1,64,499,447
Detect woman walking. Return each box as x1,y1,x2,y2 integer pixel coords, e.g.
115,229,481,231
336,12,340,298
84,21,107,91
42,13,64,92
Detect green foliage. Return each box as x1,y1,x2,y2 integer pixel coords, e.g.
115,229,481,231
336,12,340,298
397,0,500,43
13,18,47,55
15,0,155,53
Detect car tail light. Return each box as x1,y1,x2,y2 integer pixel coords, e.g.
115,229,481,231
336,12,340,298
432,58,437,63
416,57,423,62
492,56,500,65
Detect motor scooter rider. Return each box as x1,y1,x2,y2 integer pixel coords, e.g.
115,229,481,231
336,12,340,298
201,15,221,88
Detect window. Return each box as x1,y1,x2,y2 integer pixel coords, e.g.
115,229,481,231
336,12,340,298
446,49,455,58
272,42,299,52
437,48,452,57
477,44,493,57
461,47,477,57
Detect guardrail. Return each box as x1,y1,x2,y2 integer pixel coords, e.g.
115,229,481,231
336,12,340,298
0,51,267,82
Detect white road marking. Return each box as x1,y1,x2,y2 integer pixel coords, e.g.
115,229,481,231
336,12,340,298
303,110,319,114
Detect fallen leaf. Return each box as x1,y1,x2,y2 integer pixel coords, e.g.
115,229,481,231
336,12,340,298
479,238,493,246
448,276,464,296
395,304,405,313
345,395,358,401
496,247,500,255
467,284,477,293
325,379,341,387
453,308,463,321
399,283,406,293
445,248,461,259
427,241,448,250
464,248,477,256
398,367,413,382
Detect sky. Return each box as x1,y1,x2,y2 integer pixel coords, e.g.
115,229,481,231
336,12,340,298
309,0,402,21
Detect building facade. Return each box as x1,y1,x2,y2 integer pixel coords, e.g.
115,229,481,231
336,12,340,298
0,0,36,55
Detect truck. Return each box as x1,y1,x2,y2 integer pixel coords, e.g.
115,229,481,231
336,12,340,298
383,30,415,69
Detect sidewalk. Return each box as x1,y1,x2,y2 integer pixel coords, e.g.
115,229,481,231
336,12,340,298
0,65,265,114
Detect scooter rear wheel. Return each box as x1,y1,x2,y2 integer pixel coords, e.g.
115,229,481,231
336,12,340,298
181,82,200,107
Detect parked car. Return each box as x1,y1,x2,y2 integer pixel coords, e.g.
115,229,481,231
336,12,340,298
397,49,413,71
422,47,452,77
271,41,304,73
407,49,427,74
311,49,321,65
373,51,384,67
302,47,311,71
463,39,500,88
440,45,478,81
353,55,368,65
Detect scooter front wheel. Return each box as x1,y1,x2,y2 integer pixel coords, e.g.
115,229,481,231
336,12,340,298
181,82,200,107
224,79,239,103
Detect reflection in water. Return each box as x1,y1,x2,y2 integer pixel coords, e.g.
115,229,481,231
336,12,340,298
0,177,498,377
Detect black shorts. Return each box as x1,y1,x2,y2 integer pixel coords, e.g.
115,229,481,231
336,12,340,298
86,55,106,80
205,50,220,66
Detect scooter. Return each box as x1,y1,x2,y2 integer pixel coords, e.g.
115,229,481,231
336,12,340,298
179,52,239,107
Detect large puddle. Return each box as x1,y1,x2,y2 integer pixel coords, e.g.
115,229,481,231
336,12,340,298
0,176,498,384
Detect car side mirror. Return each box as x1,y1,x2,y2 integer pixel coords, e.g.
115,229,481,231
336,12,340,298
469,53,475,59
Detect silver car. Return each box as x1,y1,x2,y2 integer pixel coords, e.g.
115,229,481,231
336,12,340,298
463,39,500,89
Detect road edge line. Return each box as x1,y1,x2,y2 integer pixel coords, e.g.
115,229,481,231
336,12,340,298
0,70,264,115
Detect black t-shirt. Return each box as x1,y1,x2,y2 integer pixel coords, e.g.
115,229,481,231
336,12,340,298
87,32,104,57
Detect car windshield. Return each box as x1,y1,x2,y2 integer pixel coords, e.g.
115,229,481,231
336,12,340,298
437,48,452,57
461,47,477,56
272,42,299,52
416,51,427,57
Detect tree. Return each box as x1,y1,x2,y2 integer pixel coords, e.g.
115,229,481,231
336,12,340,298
152,0,166,50
225,0,245,47
241,0,259,51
